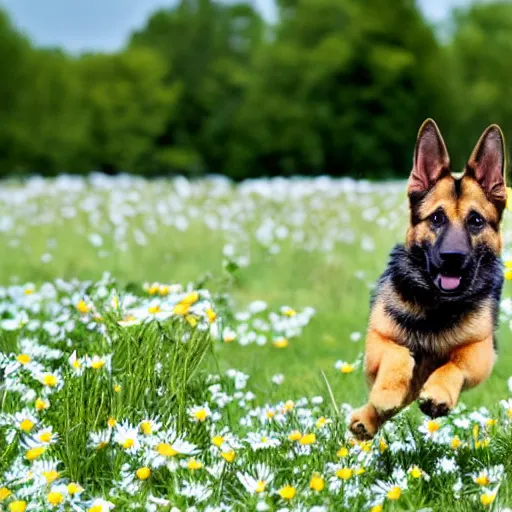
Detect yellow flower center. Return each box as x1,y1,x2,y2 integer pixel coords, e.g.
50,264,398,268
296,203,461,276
43,375,58,387
284,400,294,412
89,506,102,512
186,315,198,327
148,285,159,295
278,485,296,500
91,359,105,369
0,487,12,501
19,419,34,432
35,398,49,411
24,288,34,295
107,417,117,428
379,437,388,452
8,501,27,512
223,333,236,343
451,437,462,449
255,480,266,493
288,430,302,441
157,443,178,457
273,337,289,348
39,432,52,443
122,438,135,449
337,446,349,458
340,363,354,374
336,468,353,480
371,506,383,512
355,467,366,475
25,446,45,460
173,303,190,316
16,354,31,365
410,466,422,479
43,470,59,483
299,433,316,445
114,384,121,393
475,474,490,486
148,305,161,314
193,409,208,422
480,493,496,506
359,440,372,452
76,300,90,314
221,450,235,463
206,308,217,323
427,420,440,433
212,435,224,447
181,292,199,305
140,421,152,435
310,474,325,491
136,467,151,480
67,483,83,495
72,360,81,369
283,308,296,317
187,459,203,470
47,491,64,505
316,416,327,427
476,438,490,449
97,441,108,450
159,285,169,296
387,486,402,500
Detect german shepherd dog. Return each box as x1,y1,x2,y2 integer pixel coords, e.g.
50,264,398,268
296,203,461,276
350,119,507,440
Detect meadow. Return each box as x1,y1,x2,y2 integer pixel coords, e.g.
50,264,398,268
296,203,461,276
2,174,512,511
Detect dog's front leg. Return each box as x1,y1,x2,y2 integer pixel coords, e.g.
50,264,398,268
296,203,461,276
419,336,496,418
350,329,415,439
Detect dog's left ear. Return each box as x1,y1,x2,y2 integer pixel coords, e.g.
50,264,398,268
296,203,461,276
466,125,507,207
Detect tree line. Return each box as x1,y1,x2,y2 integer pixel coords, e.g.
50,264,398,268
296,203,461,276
1,0,511,180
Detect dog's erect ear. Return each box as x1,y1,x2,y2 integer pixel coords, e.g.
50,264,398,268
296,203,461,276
408,119,450,196
466,125,507,207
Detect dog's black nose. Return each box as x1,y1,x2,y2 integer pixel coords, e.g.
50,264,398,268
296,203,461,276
439,251,468,272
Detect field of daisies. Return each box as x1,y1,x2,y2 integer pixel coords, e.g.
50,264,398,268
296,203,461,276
3,175,512,512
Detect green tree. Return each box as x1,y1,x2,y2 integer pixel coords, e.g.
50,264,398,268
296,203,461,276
230,0,450,179
0,9,33,174
448,2,512,169
15,49,89,174
78,48,179,174
130,0,264,175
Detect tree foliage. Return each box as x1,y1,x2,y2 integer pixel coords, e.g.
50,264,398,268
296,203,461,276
0,0,509,179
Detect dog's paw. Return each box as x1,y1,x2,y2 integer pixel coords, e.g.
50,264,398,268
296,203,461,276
369,388,405,417
349,405,379,440
419,386,454,418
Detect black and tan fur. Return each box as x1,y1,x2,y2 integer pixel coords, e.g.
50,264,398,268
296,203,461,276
350,119,507,440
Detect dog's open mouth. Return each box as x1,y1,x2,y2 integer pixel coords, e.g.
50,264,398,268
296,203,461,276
437,275,462,291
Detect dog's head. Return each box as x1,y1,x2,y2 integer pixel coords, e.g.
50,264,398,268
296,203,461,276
405,119,506,300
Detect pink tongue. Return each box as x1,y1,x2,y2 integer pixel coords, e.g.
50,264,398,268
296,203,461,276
440,275,461,291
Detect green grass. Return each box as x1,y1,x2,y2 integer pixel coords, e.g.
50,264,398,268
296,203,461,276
2,175,512,510
1,177,512,409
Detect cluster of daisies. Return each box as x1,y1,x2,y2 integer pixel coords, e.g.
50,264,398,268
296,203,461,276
1,275,512,511
0,174,410,279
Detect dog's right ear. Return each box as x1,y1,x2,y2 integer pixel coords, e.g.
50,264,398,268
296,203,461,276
408,119,451,196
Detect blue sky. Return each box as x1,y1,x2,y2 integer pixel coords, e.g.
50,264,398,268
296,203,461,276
0,0,469,53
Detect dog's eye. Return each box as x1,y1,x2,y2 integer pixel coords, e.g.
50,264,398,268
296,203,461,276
467,211,485,231
430,211,446,229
